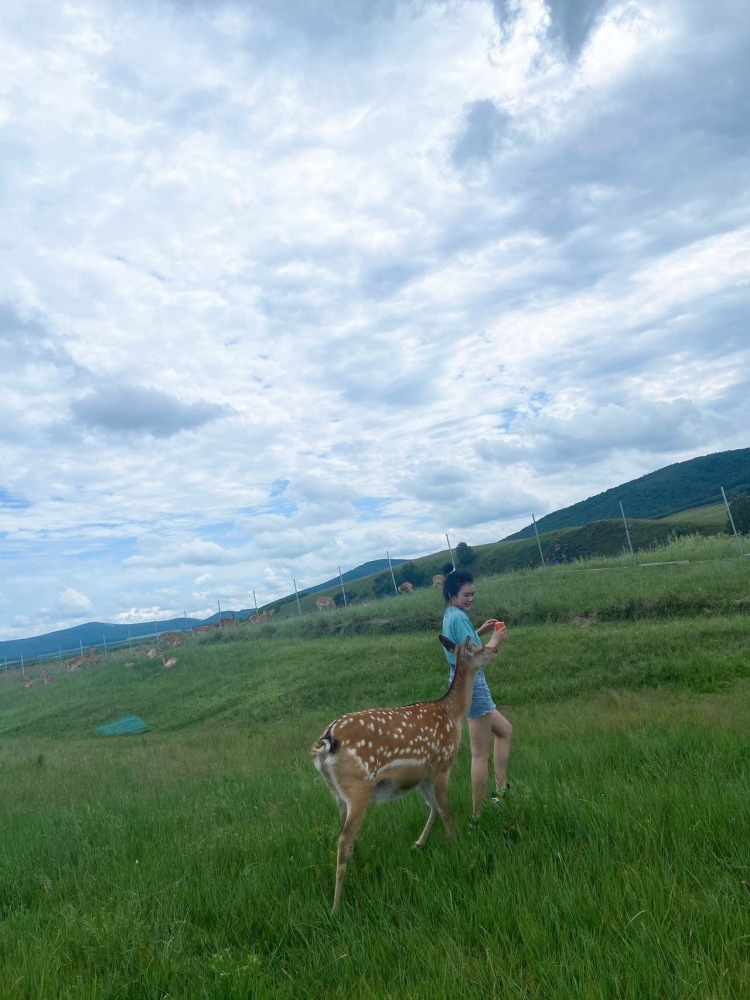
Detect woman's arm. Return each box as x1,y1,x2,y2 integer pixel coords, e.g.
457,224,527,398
477,619,496,637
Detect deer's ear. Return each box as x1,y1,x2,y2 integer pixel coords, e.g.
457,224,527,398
439,634,456,653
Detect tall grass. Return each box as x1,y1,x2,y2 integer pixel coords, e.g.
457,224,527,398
1,550,749,998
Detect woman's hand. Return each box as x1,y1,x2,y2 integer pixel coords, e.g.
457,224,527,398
477,619,497,636
485,623,508,648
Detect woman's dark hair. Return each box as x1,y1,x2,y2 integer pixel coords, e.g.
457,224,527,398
443,569,474,604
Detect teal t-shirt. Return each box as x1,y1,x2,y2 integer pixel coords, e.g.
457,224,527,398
441,605,481,668
441,605,496,718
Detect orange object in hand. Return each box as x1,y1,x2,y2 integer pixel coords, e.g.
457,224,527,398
494,620,506,631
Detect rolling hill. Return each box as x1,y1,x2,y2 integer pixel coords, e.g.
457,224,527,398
0,559,407,663
3,445,748,664
505,446,750,540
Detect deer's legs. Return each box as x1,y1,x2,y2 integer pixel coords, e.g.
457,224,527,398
434,770,455,841
332,787,370,914
414,781,438,848
336,794,347,830
413,776,454,847
414,773,454,848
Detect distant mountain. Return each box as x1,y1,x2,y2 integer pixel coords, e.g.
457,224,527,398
294,558,407,596
505,447,750,541
0,559,407,664
0,617,204,665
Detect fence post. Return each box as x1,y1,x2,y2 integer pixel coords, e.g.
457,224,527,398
721,487,744,556
386,550,398,595
619,501,637,566
338,565,348,607
293,579,302,616
531,515,546,569
445,533,455,571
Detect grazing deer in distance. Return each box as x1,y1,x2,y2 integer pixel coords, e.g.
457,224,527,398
158,631,184,647
311,634,499,913
247,610,275,623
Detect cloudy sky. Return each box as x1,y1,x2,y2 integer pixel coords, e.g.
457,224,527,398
1,0,748,640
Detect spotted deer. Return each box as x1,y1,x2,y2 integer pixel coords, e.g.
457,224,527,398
311,634,499,913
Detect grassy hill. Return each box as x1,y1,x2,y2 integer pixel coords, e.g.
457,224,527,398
0,616,207,664
1,537,748,997
289,508,742,613
7,507,741,663
6,444,749,660
0,560,409,663
507,446,750,539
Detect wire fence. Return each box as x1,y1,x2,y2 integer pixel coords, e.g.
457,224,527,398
2,624,183,685
2,487,747,683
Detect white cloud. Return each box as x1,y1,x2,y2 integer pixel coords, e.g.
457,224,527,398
55,588,93,615
1,0,749,640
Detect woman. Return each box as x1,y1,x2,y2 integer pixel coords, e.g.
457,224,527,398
442,569,512,818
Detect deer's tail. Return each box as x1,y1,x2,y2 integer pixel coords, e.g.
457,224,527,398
311,726,340,756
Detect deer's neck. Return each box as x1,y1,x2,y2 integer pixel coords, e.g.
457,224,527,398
442,659,477,724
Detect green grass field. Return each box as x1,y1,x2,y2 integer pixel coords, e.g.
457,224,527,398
1,539,749,998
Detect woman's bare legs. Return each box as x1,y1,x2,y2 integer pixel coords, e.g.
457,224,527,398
468,709,513,815
491,709,513,791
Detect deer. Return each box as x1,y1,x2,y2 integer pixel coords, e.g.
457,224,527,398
158,631,184,647
247,610,275,623
311,634,499,913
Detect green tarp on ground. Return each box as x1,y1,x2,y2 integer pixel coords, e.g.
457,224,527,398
95,715,150,736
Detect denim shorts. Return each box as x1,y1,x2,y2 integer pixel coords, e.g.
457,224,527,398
449,667,496,720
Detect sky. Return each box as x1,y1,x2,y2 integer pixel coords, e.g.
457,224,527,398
1,0,749,640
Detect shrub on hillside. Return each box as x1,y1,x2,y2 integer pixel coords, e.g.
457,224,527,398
372,572,394,598
455,541,475,567
396,560,426,588
728,495,750,534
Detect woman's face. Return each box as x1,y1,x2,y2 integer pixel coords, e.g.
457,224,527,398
451,583,475,612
